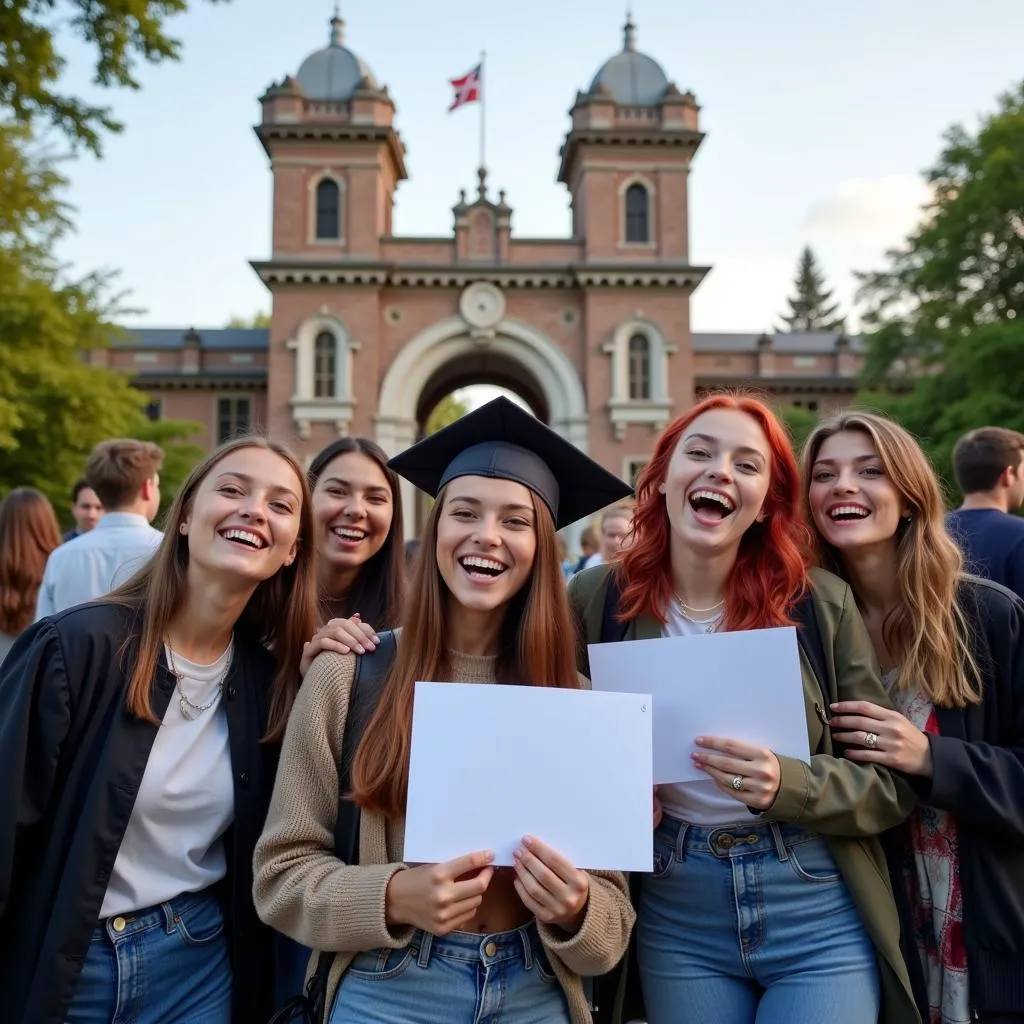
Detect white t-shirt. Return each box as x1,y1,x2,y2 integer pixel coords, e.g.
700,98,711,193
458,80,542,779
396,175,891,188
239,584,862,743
657,604,756,826
100,643,235,918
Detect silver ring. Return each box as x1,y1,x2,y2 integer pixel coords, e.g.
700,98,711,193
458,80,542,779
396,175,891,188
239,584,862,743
731,775,743,791
865,732,879,748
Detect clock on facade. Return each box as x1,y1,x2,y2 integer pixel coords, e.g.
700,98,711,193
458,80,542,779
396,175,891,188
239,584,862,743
459,282,506,330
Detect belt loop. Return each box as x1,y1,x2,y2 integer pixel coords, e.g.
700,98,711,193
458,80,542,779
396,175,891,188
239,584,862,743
161,901,177,934
674,821,690,862
519,924,534,970
769,822,789,862
416,930,433,968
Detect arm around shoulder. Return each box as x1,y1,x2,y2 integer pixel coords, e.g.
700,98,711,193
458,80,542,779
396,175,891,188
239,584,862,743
768,582,914,835
536,869,635,976
252,651,414,953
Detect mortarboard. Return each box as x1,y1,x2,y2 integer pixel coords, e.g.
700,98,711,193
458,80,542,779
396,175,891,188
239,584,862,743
387,396,633,530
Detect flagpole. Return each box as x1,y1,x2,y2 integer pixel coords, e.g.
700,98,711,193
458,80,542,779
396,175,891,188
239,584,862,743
479,50,486,175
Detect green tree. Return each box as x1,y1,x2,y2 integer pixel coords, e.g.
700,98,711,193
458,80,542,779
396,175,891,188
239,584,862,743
776,404,819,455
855,82,1024,494
2,0,227,156
426,393,469,435
778,246,845,333
133,418,205,521
226,311,270,328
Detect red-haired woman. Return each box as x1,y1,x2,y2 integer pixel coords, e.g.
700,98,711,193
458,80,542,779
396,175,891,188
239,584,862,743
0,488,62,666
569,393,919,1024
254,397,636,1024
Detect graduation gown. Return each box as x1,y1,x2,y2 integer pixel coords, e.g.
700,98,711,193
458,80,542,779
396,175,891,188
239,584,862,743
0,600,280,1024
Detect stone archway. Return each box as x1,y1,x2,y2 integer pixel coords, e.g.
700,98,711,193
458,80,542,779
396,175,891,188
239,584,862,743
375,316,589,543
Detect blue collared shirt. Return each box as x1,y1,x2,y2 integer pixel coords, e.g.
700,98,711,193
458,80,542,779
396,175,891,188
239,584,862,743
36,512,163,619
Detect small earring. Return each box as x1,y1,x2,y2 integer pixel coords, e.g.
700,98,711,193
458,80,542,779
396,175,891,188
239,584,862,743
900,513,913,524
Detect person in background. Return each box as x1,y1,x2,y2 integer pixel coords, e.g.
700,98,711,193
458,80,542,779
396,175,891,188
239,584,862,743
0,488,62,666
946,426,1024,599
63,478,104,543
556,534,575,581
581,502,636,569
0,437,319,1024
805,411,1024,1024
36,439,164,618
572,526,598,573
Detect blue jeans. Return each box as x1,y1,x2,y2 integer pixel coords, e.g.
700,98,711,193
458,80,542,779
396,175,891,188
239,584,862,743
329,921,570,1024
65,891,232,1024
638,817,881,1024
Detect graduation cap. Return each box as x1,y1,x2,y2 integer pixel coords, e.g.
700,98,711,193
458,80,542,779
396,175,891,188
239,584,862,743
388,396,633,530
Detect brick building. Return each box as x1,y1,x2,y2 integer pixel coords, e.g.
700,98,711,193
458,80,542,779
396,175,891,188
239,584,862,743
97,14,865,540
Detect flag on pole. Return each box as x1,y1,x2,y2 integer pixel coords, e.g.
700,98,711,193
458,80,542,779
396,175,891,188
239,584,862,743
449,63,482,112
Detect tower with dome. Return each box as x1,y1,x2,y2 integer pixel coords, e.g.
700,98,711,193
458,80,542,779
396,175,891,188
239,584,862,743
109,13,864,541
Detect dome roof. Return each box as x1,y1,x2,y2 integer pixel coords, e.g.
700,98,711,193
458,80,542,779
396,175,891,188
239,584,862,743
588,17,669,105
295,13,377,101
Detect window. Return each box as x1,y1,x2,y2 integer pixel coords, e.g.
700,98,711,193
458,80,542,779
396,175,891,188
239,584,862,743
144,399,162,422
217,397,252,443
624,183,650,244
626,459,649,488
314,331,336,398
628,333,651,400
315,179,340,240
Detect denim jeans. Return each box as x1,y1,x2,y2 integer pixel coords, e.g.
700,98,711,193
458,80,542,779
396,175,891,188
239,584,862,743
329,920,570,1024
65,891,232,1024
638,817,881,1024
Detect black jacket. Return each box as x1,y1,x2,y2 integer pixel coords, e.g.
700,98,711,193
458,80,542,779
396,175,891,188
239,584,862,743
0,601,281,1024
892,576,1024,1016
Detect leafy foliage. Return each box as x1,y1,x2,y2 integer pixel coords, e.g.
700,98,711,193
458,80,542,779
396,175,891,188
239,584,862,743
778,246,845,333
226,311,270,328
425,393,469,435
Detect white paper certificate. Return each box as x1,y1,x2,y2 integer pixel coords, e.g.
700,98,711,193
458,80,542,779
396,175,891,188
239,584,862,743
403,682,654,872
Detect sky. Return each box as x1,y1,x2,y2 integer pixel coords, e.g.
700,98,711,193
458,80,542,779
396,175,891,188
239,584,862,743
54,0,1024,341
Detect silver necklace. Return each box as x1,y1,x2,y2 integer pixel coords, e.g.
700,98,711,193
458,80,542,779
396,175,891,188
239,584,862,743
673,595,724,634
166,639,233,721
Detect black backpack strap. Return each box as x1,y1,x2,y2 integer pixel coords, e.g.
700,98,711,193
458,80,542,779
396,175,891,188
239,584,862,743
300,631,398,1024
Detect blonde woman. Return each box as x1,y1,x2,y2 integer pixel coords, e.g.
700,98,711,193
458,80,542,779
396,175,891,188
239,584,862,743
804,412,1024,1024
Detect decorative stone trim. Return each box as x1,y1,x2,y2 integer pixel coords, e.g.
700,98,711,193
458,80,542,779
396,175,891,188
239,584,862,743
286,312,361,435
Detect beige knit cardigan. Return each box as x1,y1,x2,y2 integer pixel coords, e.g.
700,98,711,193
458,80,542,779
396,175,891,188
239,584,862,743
253,642,636,1024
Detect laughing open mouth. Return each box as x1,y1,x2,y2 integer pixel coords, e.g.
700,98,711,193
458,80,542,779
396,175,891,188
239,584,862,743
688,489,735,520
828,505,870,522
220,527,268,550
332,526,368,542
459,556,508,578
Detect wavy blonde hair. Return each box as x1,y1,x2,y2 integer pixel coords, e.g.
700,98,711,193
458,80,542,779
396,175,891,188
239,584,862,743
803,411,980,707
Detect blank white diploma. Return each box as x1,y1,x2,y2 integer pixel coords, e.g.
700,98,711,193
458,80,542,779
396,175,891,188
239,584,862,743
588,627,810,785
404,682,654,872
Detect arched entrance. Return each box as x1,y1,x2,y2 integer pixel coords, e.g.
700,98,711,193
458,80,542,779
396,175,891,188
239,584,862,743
375,316,589,544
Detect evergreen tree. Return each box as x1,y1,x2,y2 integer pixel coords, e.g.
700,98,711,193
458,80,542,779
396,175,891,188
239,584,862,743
778,246,845,333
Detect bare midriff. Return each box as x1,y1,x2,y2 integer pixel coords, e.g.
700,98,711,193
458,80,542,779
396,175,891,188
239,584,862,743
461,867,531,934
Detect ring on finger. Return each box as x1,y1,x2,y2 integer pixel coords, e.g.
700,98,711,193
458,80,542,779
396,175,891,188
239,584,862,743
865,731,879,748
731,775,744,791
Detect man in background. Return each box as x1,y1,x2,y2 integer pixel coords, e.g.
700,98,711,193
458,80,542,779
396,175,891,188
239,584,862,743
946,426,1024,599
62,478,104,543
36,439,164,618
580,502,635,570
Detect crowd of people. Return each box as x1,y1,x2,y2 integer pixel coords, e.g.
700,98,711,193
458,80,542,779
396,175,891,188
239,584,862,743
0,393,1020,1024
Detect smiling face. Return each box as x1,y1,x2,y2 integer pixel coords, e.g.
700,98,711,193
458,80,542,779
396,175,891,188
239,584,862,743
807,429,907,554
660,408,772,556
435,475,538,614
312,450,394,585
71,486,104,532
182,447,302,586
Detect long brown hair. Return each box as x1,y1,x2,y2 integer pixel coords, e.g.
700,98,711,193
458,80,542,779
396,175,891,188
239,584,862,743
351,486,578,818
0,488,62,636
618,392,812,629
803,411,981,707
308,437,405,629
106,437,319,739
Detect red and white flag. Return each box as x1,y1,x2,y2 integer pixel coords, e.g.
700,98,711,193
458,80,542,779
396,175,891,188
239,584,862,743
449,63,482,112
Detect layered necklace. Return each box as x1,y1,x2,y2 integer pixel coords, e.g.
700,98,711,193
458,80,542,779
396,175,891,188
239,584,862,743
672,593,725,634
166,638,234,721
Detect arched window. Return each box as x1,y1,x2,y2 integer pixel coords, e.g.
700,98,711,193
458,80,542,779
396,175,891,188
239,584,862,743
624,183,650,244
315,179,340,240
628,333,651,400
314,331,336,398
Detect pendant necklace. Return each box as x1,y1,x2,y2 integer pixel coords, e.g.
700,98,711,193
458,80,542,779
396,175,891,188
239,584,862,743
166,638,233,721
673,593,725,634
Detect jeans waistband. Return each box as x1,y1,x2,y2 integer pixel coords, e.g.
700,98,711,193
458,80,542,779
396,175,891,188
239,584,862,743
658,816,825,861
406,920,542,968
99,890,221,939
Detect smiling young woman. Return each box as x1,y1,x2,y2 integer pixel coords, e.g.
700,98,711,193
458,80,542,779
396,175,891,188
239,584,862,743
569,392,920,1024
0,437,319,1024
803,411,1024,1024
254,397,637,1024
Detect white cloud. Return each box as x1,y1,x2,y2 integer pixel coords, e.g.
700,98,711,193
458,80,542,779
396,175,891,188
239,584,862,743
801,174,932,244
690,256,795,332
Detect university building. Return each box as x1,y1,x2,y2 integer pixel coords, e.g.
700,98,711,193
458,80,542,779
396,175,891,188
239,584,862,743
91,13,865,538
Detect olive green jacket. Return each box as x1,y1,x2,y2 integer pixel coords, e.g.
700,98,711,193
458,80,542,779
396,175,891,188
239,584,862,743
568,564,921,1024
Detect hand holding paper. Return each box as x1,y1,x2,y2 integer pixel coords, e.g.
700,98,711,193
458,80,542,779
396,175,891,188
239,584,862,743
692,736,782,810
512,835,590,932
386,850,496,936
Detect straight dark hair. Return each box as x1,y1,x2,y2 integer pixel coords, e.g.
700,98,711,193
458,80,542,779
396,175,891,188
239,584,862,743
309,437,406,630
104,436,319,741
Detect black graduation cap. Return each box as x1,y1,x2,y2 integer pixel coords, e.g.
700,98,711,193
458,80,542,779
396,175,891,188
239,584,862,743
388,396,633,529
